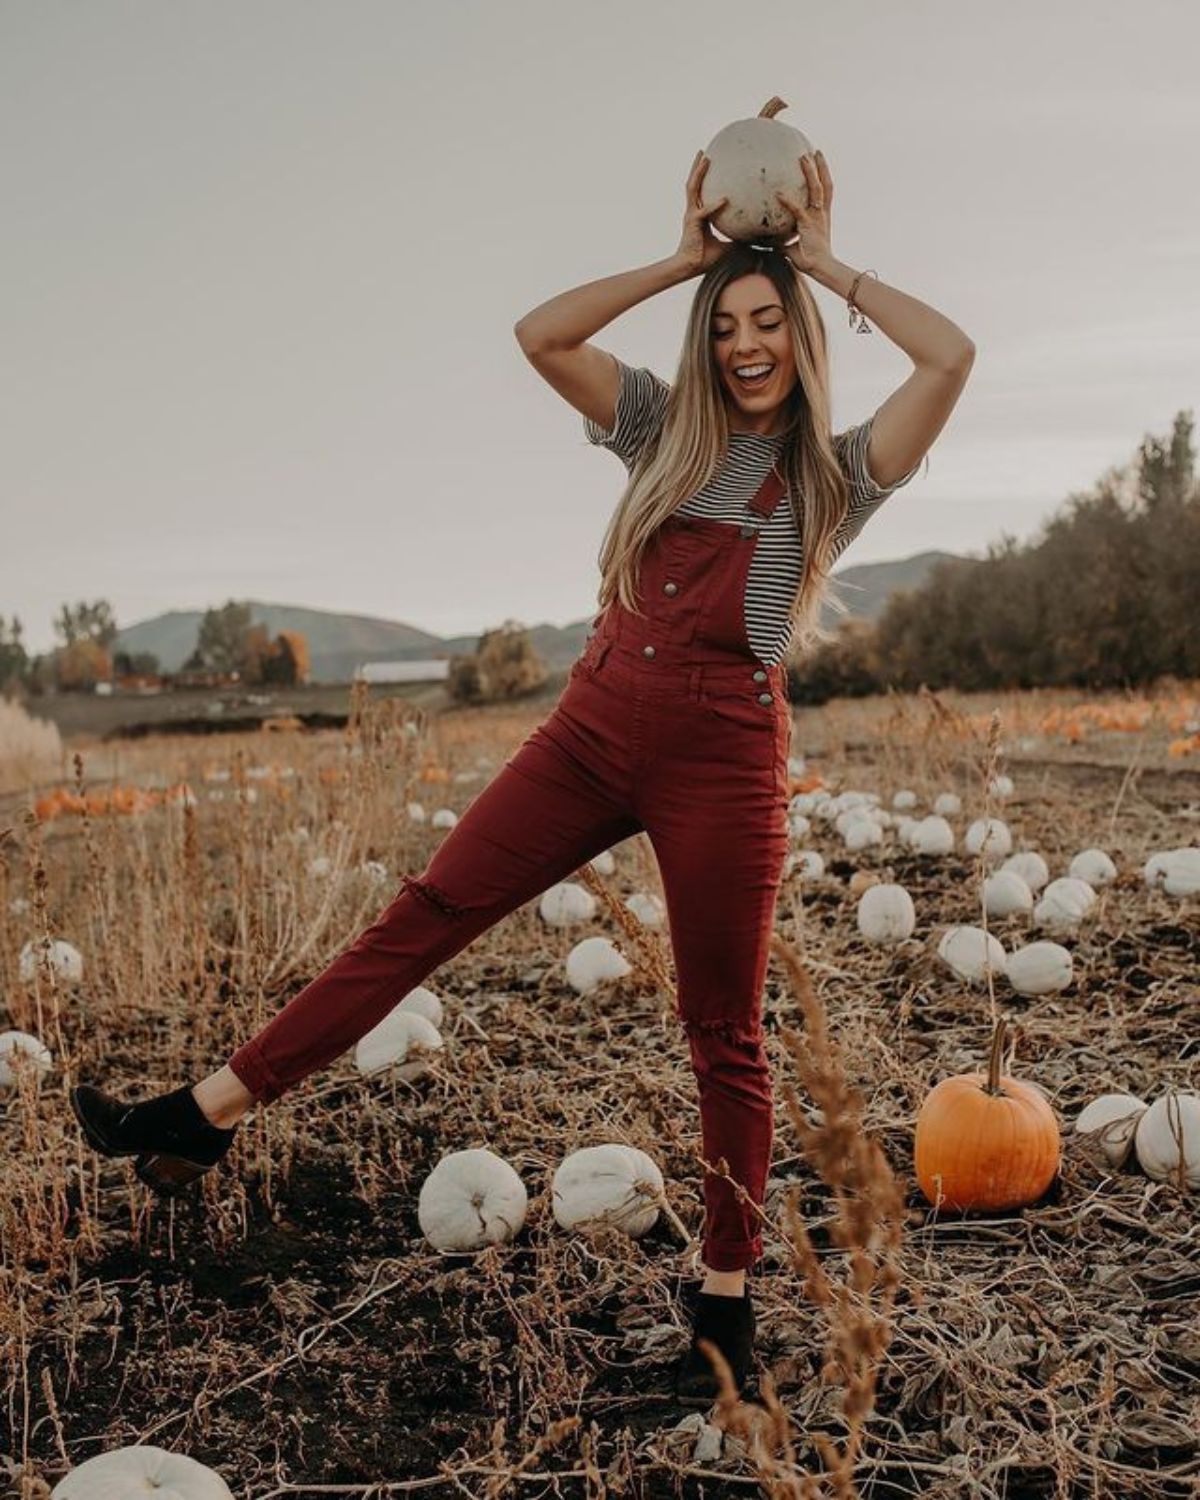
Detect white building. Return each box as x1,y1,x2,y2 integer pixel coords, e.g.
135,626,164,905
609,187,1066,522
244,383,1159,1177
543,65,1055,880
354,659,451,685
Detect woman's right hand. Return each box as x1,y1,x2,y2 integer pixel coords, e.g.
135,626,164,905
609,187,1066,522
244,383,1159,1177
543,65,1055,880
674,152,731,276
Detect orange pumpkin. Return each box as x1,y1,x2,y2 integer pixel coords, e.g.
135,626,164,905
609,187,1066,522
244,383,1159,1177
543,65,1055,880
914,1018,1060,1211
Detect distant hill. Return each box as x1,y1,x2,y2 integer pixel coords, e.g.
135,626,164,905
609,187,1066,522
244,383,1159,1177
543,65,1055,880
824,550,965,625
112,552,963,682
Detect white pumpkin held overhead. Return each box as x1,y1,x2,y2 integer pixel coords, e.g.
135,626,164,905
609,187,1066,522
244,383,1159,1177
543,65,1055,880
417,1148,529,1252
51,1445,233,1499
702,97,817,244
552,1143,664,1238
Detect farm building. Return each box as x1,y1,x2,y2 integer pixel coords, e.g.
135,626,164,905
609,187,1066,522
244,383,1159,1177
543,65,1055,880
353,659,451,685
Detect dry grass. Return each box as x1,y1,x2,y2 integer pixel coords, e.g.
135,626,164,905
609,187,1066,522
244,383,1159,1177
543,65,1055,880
0,698,64,796
1,681,1198,1498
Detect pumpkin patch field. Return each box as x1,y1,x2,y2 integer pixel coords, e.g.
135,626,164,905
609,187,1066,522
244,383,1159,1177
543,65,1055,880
2,682,1198,1498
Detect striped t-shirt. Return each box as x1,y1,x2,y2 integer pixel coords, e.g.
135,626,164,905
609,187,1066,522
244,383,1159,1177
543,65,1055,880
584,359,921,665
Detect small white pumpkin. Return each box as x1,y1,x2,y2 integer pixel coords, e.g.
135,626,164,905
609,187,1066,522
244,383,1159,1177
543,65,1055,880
565,936,632,996
702,97,818,244
354,1009,443,1080
1006,941,1074,996
0,1030,53,1088
431,808,457,829
892,789,918,810
909,815,955,857
789,791,825,817
9,895,31,915
307,855,333,878
789,813,811,840
933,791,961,817
407,800,427,823
988,773,1015,800
937,925,1007,984
983,870,1034,918
539,881,596,926
964,818,1013,864
1133,1091,1200,1187
1068,848,1117,887
624,891,666,928
589,849,617,876
1001,850,1050,893
396,985,444,1030
417,1147,528,1251
787,849,825,879
1143,847,1200,897
1034,877,1096,933
856,883,916,945
18,938,83,984
51,1445,233,1499
552,1143,664,1237
843,818,883,852
1074,1093,1147,1168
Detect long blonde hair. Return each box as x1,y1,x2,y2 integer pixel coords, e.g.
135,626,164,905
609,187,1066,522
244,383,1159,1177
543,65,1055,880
596,244,857,663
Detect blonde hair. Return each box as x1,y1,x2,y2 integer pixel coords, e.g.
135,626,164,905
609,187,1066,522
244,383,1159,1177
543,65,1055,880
596,244,857,663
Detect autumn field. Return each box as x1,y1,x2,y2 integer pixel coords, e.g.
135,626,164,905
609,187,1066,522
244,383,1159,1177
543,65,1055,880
2,682,1199,1499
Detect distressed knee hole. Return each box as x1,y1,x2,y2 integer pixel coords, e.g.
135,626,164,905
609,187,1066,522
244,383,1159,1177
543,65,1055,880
680,1015,763,1049
401,875,467,920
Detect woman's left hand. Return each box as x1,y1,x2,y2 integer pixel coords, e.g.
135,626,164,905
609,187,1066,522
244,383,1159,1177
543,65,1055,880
775,150,834,275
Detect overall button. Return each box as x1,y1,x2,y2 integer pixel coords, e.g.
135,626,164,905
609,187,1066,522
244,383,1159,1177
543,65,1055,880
752,669,767,683
643,645,656,659
758,692,773,706
663,581,678,595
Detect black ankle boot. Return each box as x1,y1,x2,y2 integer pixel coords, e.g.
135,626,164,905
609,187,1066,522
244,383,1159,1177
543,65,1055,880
673,1286,757,1406
70,1083,238,1197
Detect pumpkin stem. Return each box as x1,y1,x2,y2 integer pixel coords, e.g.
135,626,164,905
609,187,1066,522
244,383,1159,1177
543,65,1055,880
985,1016,1008,1096
758,97,788,120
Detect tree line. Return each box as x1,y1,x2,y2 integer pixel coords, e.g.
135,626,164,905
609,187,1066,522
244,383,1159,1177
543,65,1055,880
0,600,309,695
789,410,1197,703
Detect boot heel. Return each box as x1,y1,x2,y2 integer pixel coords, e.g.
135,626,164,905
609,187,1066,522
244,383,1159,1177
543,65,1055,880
134,1152,213,1197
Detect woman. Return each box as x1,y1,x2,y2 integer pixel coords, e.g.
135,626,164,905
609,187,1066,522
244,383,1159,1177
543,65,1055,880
72,147,974,1406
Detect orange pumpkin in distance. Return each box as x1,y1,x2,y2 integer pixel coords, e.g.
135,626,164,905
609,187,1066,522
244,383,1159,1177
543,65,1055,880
914,1019,1060,1211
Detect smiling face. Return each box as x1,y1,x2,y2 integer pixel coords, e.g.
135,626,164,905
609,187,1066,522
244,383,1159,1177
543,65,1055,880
710,273,800,434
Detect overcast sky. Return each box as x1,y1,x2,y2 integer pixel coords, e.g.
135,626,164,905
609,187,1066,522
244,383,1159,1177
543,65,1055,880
3,1,1197,655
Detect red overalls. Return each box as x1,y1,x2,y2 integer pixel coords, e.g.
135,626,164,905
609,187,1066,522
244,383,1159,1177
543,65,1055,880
229,465,793,1272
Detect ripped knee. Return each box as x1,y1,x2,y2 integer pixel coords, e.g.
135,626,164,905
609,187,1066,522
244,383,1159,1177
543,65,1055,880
401,874,467,920
679,1013,764,1049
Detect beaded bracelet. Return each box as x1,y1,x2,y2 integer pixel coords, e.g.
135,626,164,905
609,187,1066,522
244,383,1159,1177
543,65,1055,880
846,268,878,335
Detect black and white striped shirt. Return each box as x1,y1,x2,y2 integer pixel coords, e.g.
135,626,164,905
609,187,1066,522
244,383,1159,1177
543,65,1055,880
584,359,920,665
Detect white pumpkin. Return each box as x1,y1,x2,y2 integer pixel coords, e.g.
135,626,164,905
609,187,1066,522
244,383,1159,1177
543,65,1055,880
51,1445,233,1499
354,1009,443,1080
417,1147,528,1251
1133,1091,1200,1187
552,1143,664,1237
1001,850,1050,893
844,819,883,852
909,815,955,857
307,855,333,878
407,800,427,823
9,895,31,915
1006,941,1073,996
892,789,918,810
1068,848,1117,887
933,791,961,817
1074,1093,1147,1168
431,808,457,829
589,849,617,876
565,936,632,996
788,813,811,840
787,849,825,879
1143,847,1200,897
937,925,1007,984
964,818,1012,864
624,891,666,928
894,816,918,846
856,883,916,945
539,881,596,926
789,791,825,817
1034,877,1097,933
396,985,444,1030
988,774,1015,800
0,1030,53,1088
702,97,817,244
982,870,1034,918
18,938,83,984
